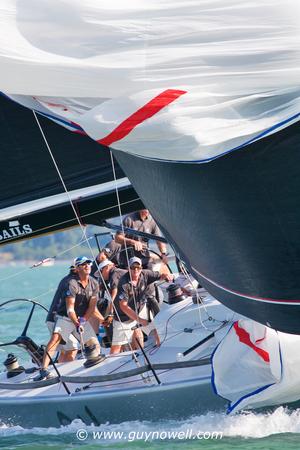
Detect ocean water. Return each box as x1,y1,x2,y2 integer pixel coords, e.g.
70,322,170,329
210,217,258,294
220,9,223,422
0,264,300,450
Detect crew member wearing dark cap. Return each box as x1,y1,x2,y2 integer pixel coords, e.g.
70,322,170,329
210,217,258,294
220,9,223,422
110,257,173,354
115,209,168,269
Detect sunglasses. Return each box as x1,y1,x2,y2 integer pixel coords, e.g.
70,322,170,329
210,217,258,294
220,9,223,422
130,265,142,270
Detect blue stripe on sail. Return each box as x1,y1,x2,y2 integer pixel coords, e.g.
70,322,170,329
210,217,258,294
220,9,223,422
37,112,85,133
0,92,86,133
226,383,276,414
211,323,283,414
131,112,300,164
226,332,283,414
210,323,234,400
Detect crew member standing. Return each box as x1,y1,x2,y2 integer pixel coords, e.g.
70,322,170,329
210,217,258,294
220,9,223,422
35,256,102,381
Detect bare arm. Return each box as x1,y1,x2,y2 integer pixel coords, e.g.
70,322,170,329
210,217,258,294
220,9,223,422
107,287,118,315
83,296,98,321
120,300,148,326
115,232,145,251
66,296,78,325
157,240,167,255
160,273,174,282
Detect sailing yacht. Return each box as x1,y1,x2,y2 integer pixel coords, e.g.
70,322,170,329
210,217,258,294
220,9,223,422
0,0,300,427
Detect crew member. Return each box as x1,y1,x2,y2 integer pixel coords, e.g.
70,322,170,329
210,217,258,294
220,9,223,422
35,256,102,381
45,265,78,362
115,209,168,269
110,256,173,354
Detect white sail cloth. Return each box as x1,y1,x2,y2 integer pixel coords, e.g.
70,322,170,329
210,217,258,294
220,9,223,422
212,319,300,413
1,0,300,161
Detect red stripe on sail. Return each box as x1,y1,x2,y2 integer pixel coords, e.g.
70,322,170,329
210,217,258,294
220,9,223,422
98,89,187,147
233,322,270,362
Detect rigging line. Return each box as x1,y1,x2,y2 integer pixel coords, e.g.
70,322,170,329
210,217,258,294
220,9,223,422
0,237,93,284
179,264,212,330
159,302,192,347
28,288,55,302
31,112,119,331
108,150,143,361
109,151,139,314
0,267,29,282
32,111,98,263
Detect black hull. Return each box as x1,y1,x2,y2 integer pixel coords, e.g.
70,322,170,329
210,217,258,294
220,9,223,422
113,121,300,334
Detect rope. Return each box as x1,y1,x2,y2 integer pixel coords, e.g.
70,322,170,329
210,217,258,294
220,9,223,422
178,262,214,330
107,151,142,358
32,111,111,300
0,196,139,246
109,151,139,318
32,114,142,367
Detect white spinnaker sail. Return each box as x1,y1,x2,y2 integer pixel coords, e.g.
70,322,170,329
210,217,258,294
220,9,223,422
1,0,300,161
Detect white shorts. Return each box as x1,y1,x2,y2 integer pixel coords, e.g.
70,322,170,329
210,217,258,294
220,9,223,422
138,305,155,336
46,321,79,351
53,316,97,345
112,319,137,346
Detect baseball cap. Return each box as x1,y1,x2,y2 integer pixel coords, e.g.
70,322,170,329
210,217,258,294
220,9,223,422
129,256,142,267
74,256,92,267
94,259,114,277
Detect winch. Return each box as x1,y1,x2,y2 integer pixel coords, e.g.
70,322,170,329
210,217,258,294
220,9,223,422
3,353,25,378
83,344,105,368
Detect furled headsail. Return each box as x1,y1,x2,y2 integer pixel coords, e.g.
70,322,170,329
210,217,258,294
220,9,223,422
1,1,300,333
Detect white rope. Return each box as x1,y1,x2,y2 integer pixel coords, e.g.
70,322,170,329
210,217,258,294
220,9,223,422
109,152,143,323
32,111,98,264
0,236,94,283
0,197,140,246
31,112,148,371
178,261,214,330
107,150,143,355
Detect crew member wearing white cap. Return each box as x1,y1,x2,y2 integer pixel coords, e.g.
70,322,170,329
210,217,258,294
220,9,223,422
110,256,173,354
94,259,127,316
35,256,103,381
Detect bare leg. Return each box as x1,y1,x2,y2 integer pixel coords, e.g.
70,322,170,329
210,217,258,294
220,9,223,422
58,349,78,362
110,344,122,354
131,329,144,350
42,332,62,369
88,315,100,334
